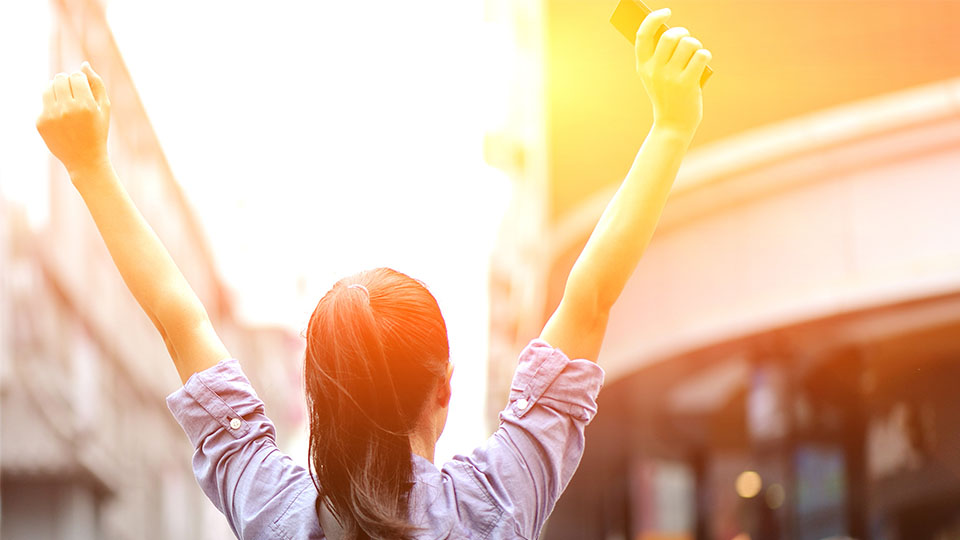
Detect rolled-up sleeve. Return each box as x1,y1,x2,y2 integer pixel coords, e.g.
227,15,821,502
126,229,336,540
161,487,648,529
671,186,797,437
449,339,605,539
166,359,316,540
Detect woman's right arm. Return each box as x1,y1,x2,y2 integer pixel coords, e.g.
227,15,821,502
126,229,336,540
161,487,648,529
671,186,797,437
35,62,230,384
540,8,711,362
36,63,319,538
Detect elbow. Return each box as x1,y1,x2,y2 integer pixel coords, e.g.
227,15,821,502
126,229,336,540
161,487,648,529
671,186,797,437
595,288,619,317
562,271,614,324
559,286,611,332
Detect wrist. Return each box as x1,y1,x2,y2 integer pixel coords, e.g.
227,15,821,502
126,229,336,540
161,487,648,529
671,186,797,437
650,121,698,141
68,155,114,188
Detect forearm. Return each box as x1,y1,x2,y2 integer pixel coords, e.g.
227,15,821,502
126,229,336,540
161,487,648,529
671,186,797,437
70,161,210,344
565,123,694,313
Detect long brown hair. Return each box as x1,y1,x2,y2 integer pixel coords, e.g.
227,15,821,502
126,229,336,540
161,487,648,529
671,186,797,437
304,267,450,539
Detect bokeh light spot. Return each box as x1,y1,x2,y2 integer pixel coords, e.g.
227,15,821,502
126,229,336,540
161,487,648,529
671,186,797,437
735,470,763,499
765,482,786,509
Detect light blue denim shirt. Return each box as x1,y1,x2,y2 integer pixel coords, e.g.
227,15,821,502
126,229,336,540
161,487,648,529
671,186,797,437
166,339,605,539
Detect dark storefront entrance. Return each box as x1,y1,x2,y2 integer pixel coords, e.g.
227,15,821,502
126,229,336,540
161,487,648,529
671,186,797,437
543,292,960,540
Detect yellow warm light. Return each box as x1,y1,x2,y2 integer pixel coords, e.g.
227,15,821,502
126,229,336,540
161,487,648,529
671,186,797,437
735,470,762,498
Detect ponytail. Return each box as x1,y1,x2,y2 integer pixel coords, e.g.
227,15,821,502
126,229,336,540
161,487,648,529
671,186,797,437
304,268,449,540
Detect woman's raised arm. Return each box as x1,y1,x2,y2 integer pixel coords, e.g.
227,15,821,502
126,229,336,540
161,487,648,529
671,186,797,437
36,62,229,384
540,8,711,362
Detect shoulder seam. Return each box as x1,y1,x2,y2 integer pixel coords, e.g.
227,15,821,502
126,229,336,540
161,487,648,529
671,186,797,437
452,461,505,540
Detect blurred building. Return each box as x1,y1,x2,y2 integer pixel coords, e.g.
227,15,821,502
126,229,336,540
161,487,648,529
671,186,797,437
0,1,305,539
485,1,960,539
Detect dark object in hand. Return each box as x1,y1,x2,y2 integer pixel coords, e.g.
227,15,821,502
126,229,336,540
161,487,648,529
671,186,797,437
610,0,714,87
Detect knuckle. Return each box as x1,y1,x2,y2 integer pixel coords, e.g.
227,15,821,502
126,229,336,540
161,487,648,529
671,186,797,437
64,103,86,117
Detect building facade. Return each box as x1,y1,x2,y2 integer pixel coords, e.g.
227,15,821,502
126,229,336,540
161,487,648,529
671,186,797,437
486,1,960,539
0,1,305,538
543,83,960,540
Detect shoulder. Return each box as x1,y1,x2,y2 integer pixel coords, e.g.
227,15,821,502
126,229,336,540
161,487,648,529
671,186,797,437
410,455,518,540
431,339,605,538
267,480,325,540
165,359,325,538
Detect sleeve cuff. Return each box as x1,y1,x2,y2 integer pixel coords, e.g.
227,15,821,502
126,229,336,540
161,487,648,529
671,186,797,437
165,359,264,448
507,339,605,422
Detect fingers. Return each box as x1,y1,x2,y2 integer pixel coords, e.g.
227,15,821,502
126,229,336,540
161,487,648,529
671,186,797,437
651,26,690,68
53,73,71,101
81,62,109,108
69,72,96,106
667,35,703,72
682,48,713,83
43,62,109,112
635,8,671,63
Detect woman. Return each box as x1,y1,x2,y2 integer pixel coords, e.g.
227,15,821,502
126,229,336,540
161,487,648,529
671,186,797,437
35,8,709,539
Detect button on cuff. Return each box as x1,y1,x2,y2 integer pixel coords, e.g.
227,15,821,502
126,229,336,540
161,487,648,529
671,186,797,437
229,417,242,430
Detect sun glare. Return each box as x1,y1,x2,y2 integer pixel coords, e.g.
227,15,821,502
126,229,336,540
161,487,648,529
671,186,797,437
106,0,513,464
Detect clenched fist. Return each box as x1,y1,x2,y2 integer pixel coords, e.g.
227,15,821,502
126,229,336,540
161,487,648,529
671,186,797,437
635,9,711,135
36,62,112,177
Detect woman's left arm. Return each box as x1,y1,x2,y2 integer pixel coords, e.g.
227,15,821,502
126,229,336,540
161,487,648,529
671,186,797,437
36,62,228,384
540,9,710,363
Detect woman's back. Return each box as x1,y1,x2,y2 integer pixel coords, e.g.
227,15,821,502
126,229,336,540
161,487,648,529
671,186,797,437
167,340,603,539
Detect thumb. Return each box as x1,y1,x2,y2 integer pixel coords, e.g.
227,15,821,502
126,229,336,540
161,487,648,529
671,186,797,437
81,61,109,109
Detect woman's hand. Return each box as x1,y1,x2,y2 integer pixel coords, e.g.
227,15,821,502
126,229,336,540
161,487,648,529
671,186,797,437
635,8,711,135
36,62,112,178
